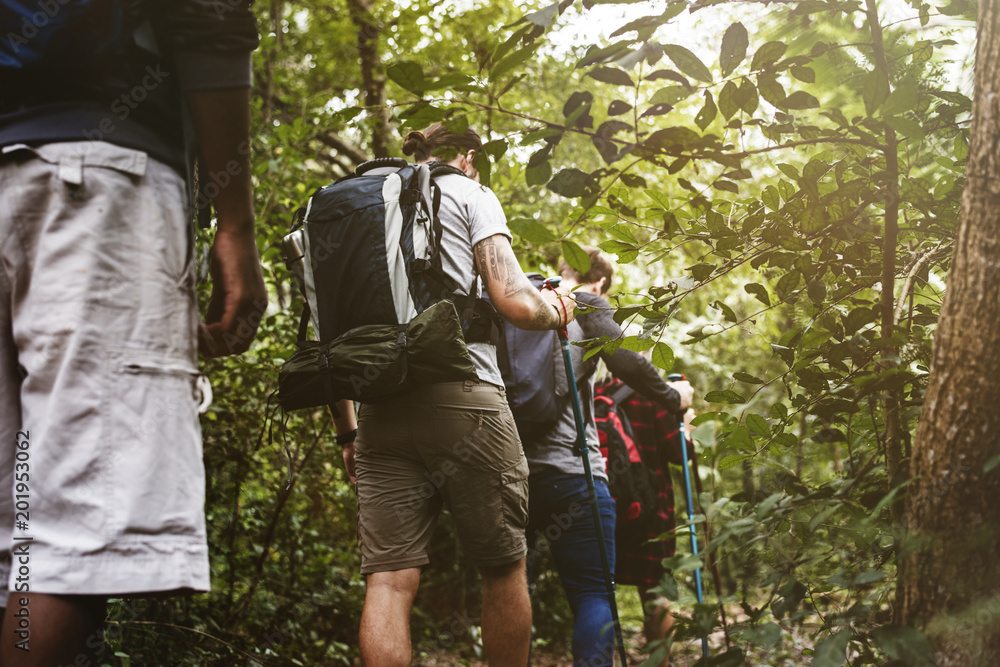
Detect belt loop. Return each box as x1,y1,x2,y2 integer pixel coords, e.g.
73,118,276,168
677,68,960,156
58,154,83,186
196,375,213,414
463,380,473,392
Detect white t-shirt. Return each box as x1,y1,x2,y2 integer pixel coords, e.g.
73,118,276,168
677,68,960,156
434,172,511,387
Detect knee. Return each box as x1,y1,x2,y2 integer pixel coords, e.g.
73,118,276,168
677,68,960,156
479,557,524,583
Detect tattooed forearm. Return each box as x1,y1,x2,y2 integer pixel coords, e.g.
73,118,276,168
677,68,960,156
487,244,502,283
532,301,558,329
503,254,527,297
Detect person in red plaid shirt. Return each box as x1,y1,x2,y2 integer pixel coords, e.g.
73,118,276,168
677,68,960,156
596,378,695,666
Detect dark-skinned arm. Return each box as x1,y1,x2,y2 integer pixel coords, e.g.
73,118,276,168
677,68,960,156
474,234,574,330
186,88,268,357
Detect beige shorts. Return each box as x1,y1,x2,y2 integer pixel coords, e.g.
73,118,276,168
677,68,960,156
0,141,209,595
355,380,529,574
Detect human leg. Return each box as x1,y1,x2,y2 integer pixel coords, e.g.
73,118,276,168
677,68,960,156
480,557,531,667
411,382,531,663
0,594,106,664
640,585,674,667
360,568,421,667
528,472,617,667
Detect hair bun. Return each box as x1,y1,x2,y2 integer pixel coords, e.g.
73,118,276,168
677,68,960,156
402,130,429,157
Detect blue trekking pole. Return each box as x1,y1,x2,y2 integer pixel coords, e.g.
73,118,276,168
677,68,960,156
668,373,709,660
547,279,629,667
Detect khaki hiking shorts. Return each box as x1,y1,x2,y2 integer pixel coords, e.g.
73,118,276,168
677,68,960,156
0,141,210,595
355,380,529,574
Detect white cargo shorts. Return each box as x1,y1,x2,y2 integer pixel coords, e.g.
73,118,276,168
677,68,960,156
0,140,210,596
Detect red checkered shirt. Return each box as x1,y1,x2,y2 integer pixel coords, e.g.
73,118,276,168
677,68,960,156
597,380,688,589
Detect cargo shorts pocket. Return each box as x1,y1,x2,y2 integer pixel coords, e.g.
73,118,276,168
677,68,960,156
499,456,529,545
104,349,204,541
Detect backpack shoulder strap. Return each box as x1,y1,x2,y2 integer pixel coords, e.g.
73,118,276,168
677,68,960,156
609,383,635,406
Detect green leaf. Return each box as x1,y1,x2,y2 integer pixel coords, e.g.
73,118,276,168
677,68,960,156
689,263,716,282
525,159,552,187
762,185,780,211
737,78,759,114
547,168,593,198
714,180,738,193
647,126,702,152
695,91,718,130
863,69,889,116
639,102,674,118
472,151,491,188
882,79,919,116
870,626,935,667
508,217,557,244
734,372,763,384
886,115,925,140
608,100,633,116
705,389,746,404
444,115,469,135
650,85,694,106
783,91,819,109
719,80,740,119
776,270,801,298
747,414,768,437
757,72,786,106
744,283,771,306
524,2,559,27
852,570,886,585
663,44,714,83
587,66,635,86
652,342,675,372
712,299,738,322
645,189,672,210
719,454,750,470
750,41,787,71
564,90,595,128
482,139,509,160
607,223,638,245
790,66,815,83
812,629,851,667
620,335,655,352
561,240,591,275
424,73,475,92
719,22,749,77
808,278,826,304
741,622,781,649
493,43,540,83
387,61,426,95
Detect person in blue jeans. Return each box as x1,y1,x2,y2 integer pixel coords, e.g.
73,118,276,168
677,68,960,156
523,248,693,666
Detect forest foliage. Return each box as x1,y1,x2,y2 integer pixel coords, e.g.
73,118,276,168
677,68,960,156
108,0,981,665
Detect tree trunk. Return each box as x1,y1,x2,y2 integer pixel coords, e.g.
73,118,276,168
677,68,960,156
865,0,906,526
896,1,1000,662
347,0,393,158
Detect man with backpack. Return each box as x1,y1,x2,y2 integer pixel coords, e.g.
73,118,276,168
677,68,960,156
596,377,696,666
334,123,574,667
0,2,266,663
522,247,692,667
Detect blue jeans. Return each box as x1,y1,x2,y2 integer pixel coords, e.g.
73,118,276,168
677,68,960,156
527,470,617,667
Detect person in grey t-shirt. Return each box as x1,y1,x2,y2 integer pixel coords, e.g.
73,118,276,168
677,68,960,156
522,247,693,667
332,123,575,667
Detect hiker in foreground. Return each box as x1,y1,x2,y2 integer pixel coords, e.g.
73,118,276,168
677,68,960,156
597,368,697,666
0,1,266,664
523,247,693,667
339,124,575,667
